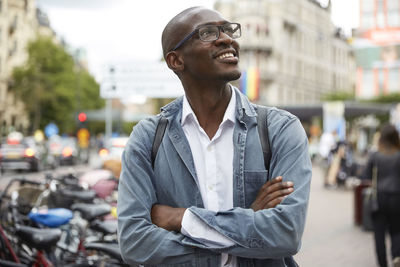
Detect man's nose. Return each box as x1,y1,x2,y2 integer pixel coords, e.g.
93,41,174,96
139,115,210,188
215,31,234,45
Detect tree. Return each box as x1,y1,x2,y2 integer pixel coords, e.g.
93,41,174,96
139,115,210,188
11,37,104,134
322,90,355,101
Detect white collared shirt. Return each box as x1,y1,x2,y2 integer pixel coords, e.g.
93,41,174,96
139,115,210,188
180,88,237,267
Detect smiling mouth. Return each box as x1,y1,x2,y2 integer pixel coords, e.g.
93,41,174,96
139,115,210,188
217,52,236,60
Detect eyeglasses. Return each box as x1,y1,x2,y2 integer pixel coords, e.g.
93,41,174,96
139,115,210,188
171,22,241,51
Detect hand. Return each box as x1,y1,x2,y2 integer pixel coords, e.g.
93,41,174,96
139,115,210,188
250,176,294,211
151,204,186,232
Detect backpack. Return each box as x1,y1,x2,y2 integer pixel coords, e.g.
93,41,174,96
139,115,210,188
151,105,271,171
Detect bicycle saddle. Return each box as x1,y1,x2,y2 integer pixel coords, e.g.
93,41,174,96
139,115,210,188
60,189,96,202
29,208,73,227
71,203,111,221
15,225,61,252
90,219,117,235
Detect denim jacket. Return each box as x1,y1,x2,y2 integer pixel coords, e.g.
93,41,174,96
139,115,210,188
118,87,312,267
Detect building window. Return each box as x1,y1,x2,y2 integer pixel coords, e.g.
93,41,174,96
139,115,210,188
362,69,374,98
362,13,375,29
387,11,400,27
387,0,399,11
388,68,399,92
361,0,374,13
9,40,17,56
360,0,375,29
377,0,385,28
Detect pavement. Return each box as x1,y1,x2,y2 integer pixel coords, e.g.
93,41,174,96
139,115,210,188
295,163,380,267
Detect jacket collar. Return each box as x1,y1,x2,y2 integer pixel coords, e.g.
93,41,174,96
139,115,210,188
160,85,257,121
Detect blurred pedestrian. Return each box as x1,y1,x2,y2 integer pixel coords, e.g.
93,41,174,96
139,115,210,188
362,123,400,267
318,130,337,161
117,6,311,267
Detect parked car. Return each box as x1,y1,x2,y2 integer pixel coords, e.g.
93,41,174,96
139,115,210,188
47,136,78,166
0,133,48,173
59,137,79,165
98,137,128,161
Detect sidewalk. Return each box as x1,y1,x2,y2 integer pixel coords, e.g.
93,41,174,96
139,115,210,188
295,164,377,267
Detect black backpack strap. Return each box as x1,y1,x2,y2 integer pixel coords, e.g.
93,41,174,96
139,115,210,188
256,105,272,172
151,116,168,169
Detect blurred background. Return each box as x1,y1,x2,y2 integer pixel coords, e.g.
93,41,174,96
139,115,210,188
1,0,400,266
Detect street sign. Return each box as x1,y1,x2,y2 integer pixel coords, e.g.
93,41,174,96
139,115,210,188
100,61,183,99
44,123,59,138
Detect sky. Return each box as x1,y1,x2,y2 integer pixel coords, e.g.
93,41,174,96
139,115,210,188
36,0,359,82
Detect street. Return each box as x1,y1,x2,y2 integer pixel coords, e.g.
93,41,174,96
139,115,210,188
296,164,378,267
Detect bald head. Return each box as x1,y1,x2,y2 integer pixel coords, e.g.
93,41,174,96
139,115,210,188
161,7,222,58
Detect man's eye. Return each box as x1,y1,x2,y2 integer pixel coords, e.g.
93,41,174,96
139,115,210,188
224,26,236,34
200,30,215,37
225,28,234,34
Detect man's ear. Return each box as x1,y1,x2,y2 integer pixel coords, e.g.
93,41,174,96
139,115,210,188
165,51,184,73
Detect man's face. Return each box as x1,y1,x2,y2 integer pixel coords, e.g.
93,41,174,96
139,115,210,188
177,9,241,82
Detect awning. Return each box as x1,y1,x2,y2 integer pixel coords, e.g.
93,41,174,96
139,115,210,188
278,102,394,121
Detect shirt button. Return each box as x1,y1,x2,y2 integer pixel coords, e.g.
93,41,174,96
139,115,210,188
208,185,213,190
207,146,212,152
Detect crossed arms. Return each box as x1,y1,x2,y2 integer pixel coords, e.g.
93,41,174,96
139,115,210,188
117,115,312,265
151,176,294,232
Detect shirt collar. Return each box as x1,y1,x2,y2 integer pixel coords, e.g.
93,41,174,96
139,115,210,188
181,86,236,126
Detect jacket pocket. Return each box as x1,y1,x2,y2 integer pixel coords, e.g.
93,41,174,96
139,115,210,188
244,170,268,207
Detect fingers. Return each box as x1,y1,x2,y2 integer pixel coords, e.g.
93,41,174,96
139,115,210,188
257,177,293,200
250,176,294,211
254,176,283,199
265,197,285,209
262,186,293,204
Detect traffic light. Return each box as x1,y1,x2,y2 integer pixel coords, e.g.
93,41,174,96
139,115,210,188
78,112,87,123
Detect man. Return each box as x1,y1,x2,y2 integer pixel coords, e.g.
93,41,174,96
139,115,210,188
118,6,311,267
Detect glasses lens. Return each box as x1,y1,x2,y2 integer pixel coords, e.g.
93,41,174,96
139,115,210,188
223,23,241,39
198,26,219,41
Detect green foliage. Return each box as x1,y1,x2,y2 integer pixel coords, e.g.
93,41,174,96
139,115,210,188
122,121,136,135
87,121,106,135
367,93,400,103
322,90,355,101
11,36,104,134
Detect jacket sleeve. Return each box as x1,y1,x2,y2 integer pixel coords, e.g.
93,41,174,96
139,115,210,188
117,119,213,265
187,115,312,259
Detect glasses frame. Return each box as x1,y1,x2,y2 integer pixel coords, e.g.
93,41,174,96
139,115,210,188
170,22,241,52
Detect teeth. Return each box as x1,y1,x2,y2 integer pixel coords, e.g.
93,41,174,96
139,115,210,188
217,52,234,59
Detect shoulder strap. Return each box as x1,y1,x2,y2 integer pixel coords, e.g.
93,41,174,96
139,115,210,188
151,109,271,171
151,116,168,169
256,105,272,172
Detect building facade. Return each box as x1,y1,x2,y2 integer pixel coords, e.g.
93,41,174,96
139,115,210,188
0,0,52,136
215,0,356,106
354,0,400,99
